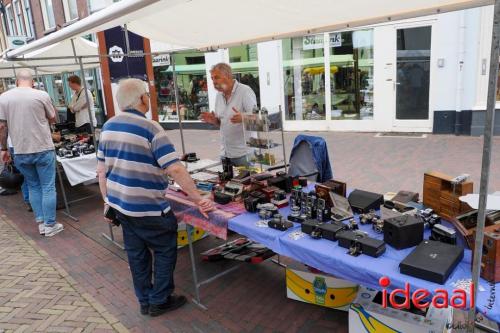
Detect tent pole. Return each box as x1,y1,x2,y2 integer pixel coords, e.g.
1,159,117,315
70,38,78,64
34,67,40,89
467,0,500,331
171,54,186,155
78,56,96,141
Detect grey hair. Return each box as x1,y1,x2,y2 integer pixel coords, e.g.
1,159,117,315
210,63,233,78
16,68,33,82
116,78,147,111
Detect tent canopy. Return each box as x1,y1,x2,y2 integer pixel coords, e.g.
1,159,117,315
0,38,99,78
5,0,493,59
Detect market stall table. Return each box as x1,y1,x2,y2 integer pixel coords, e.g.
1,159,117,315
56,154,98,221
228,208,500,324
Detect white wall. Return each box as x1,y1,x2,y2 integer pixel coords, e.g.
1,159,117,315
257,40,283,114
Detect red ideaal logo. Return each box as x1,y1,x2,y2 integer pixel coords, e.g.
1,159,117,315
379,276,475,309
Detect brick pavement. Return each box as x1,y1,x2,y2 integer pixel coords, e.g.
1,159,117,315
0,214,127,333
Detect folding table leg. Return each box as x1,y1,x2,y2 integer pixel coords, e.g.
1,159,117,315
56,164,78,222
186,223,207,310
101,224,124,250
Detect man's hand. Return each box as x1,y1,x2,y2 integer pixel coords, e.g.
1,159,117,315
196,198,215,218
52,131,61,143
230,107,242,124
1,150,11,163
200,111,218,125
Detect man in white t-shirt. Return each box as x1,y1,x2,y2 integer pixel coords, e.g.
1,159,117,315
200,63,257,166
0,69,63,237
67,75,97,133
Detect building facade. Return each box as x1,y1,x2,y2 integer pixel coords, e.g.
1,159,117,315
0,2,498,135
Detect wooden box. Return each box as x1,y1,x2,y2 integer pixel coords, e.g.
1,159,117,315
423,171,473,220
453,210,500,249
472,224,500,283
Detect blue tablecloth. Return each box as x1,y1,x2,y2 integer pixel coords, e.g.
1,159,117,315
228,207,500,323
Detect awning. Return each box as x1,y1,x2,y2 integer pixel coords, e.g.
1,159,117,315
5,0,493,59
0,38,99,78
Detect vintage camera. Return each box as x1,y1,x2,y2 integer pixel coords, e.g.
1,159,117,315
268,214,293,231
260,186,279,202
244,191,268,213
359,210,381,225
257,203,278,220
345,218,359,231
214,190,232,205
271,189,288,208
430,224,457,245
287,205,306,224
223,182,243,198
218,157,234,182
316,198,330,222
290,189,301,208
302,220,347,241
372,219,385,234
337,230,386,258
417,208,441,228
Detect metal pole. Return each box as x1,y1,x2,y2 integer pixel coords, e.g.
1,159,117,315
78,56,96,138
467,0,500,331
171,55,186,155
34,67,40,89
186,223,205,309
123,24,131,79
279,105,288,173
70,38,78,64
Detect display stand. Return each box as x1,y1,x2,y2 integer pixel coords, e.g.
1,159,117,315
242,106,287,174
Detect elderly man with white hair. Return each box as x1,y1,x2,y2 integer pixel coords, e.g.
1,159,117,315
200,62,257,166
96,78,215,317
0,69,63,237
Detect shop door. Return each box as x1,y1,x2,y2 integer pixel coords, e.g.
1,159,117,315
392,25,433,131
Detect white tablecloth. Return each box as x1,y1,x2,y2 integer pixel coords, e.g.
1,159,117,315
57,154,97,186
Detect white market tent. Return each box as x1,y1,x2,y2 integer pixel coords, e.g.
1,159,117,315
4,0,494,57
0,37,99,78
3,1,499,330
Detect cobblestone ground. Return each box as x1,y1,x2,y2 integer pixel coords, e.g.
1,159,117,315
0,214,128,333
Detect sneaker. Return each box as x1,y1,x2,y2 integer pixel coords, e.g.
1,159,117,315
38,223,45,235
44,223,64,237
140,304,149,315
149,294,187,317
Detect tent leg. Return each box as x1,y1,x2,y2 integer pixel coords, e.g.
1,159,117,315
172,55,186,155
467,0,500,331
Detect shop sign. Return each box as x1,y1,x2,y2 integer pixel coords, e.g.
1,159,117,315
7,36,28,49
153,54,170,67
303,33,342,50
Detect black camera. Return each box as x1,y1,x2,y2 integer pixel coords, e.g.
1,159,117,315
268,214,293,231
244,191,267,213
417,208,441,228
337,230,386,258
430,224,457,245
257,203,279,220
218,157,234,182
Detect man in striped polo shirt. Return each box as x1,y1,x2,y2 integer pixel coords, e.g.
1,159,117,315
96,78,214,317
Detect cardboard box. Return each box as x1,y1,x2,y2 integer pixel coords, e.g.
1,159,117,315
177,222,207,248
349,286,452,333
286,263,359,311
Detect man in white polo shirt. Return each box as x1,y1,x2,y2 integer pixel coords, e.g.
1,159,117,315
200,63,257,166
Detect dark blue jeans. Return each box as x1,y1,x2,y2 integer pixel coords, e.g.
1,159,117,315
116,210,178,306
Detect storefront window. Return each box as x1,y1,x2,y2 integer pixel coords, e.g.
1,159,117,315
282,35,326,120
229,45,260,106
330,30,374,120
154,51,208,122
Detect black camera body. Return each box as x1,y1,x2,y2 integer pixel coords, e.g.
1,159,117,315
288,205,306,223
417,208,441,228
268,214,293,231
430,224,457,245
337,230,386,258
244,191,268,212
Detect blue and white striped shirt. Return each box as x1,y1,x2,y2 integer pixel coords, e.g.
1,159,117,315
97,109,178,217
